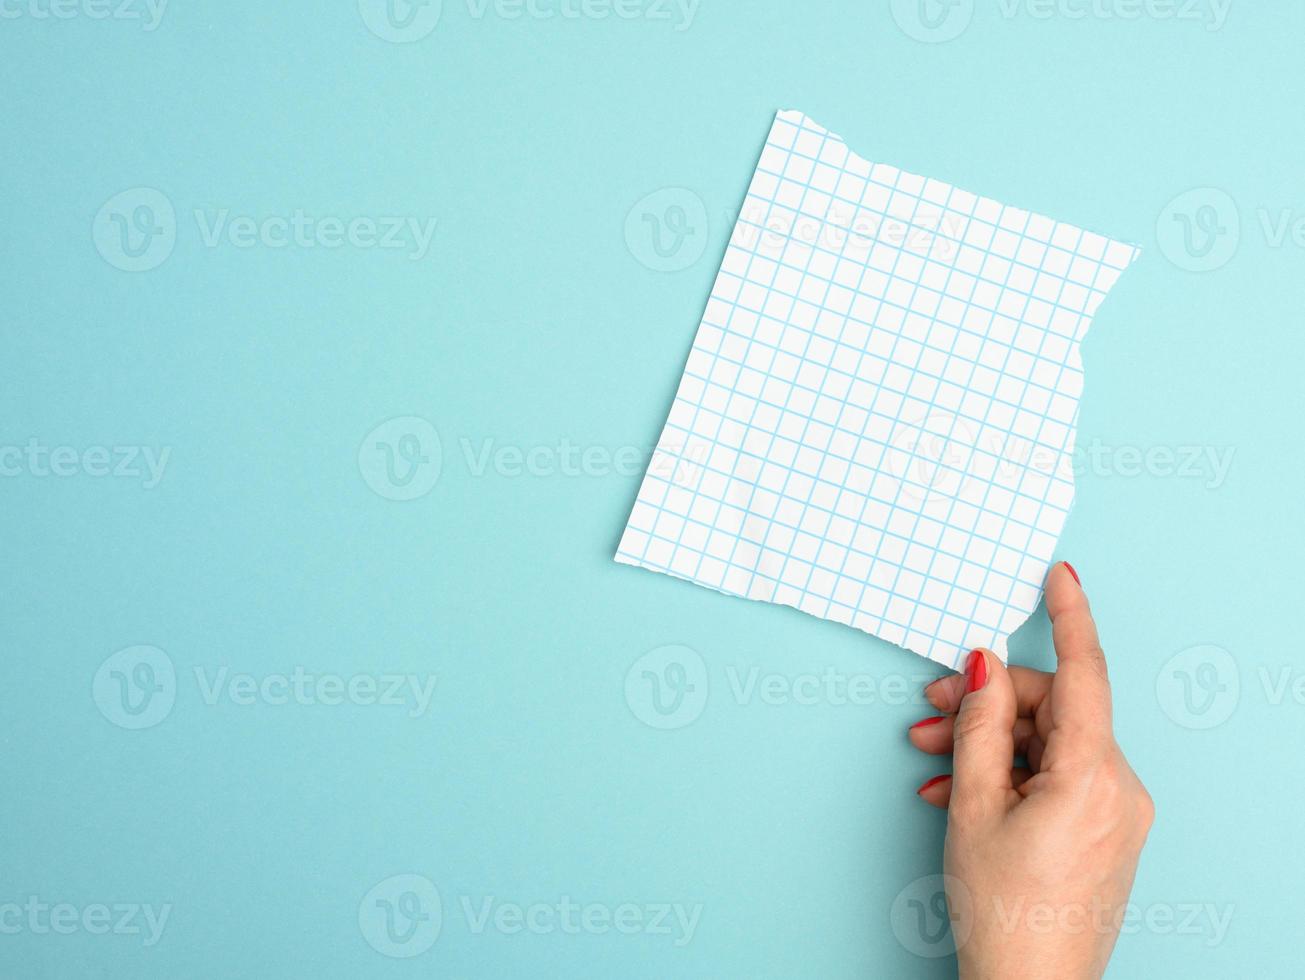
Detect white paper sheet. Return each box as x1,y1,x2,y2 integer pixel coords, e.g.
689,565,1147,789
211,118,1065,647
616,110,1139,669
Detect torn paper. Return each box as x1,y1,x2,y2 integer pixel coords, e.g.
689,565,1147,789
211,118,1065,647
616,110,1139,669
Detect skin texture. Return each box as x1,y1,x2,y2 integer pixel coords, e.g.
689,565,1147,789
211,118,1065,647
908,562,1155,980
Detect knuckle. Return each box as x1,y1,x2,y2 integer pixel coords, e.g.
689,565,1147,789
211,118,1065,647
951,704,993,745
1136,787,1156,831
1085,754,1155,835
1072,753,1126,804
1083,644,1109,682
1095,769,1127,810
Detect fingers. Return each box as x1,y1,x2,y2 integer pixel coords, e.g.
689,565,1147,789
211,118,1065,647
1044,561,1114,739
916,768,1033,811
925,666,1053,718
910,563,1110,808
916,773,952,808
948,649,1019,823
908,714,1039,759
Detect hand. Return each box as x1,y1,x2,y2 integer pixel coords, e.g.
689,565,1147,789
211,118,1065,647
908,562,1155,980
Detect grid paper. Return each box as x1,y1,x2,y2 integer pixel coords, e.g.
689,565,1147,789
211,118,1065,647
616,110,1140,669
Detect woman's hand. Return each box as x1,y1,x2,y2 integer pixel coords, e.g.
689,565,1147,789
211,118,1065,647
908,562,1155,980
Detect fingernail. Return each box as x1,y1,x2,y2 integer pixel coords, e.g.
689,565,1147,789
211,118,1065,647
910,716,945,730
964,649,987,694
1063,561,1081,586
917,774,952,794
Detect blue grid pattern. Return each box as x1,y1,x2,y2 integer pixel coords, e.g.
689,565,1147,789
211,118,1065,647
616,110,1140,668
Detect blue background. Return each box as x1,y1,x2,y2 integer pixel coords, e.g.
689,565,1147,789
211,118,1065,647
2,1,1300,976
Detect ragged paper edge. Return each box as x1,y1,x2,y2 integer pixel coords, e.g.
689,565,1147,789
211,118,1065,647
616,109,1143,668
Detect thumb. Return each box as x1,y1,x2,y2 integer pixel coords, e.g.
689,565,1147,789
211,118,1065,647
949,648,1018,824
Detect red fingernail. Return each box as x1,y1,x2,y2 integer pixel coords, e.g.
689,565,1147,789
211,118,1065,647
1063,561,1081,586
917,774,952,794
964,649,987,694
910,716,945,730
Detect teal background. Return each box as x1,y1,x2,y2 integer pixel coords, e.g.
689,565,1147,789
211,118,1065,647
2,1,1301,976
